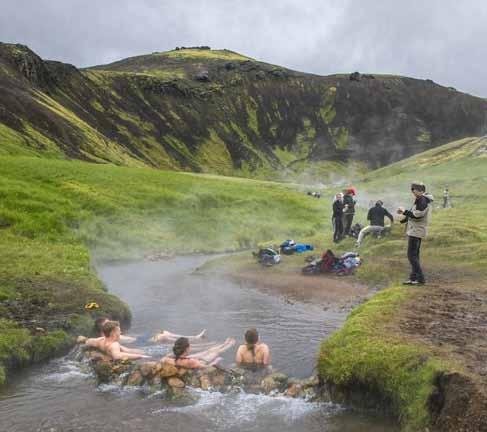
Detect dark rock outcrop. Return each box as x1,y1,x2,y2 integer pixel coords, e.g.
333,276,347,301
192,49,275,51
1,42,486,174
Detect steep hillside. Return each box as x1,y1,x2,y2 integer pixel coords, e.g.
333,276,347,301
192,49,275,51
0,42,486,178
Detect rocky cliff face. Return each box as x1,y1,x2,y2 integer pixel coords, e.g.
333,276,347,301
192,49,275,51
1,43,486,175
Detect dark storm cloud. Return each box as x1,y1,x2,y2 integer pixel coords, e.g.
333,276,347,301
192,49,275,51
1,0,486,96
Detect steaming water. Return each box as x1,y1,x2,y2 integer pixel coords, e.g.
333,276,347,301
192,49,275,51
0,255,397,431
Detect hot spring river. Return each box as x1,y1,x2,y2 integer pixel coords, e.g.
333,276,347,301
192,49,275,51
0,255,397,431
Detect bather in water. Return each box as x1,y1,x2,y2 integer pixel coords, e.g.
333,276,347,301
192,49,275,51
235,328,271,370
162,337,236,369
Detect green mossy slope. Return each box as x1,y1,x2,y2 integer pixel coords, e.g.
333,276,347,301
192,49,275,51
1,42,486,180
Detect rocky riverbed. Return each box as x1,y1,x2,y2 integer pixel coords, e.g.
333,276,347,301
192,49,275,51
82,346,321,402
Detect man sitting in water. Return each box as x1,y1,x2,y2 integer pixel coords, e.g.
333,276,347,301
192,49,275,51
150,328,207,344
162,337,236,369
94,317,137,343
235,328,270,368
80,321,150,361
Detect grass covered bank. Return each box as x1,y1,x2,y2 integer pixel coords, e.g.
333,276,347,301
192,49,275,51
0,156,327,384
318,137,487,431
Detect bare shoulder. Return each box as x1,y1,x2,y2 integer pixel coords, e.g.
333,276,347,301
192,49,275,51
107,341,120,352
259,343,270,353
184,358,201,369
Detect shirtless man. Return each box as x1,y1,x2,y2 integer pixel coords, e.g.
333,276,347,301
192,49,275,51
235,328,271,368
94,317,136,344
80,321,150,361
162,337,236,369
150,328,207,344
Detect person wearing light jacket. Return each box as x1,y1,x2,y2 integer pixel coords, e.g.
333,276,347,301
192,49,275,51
397,182,434,285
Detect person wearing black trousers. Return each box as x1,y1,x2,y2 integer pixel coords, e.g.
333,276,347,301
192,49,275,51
342,187,357,236
397,182,434,285
332,193,344,243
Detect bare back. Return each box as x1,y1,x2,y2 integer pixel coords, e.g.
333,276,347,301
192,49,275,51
236,343,270,366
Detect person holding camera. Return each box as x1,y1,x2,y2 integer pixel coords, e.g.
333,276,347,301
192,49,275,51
397,182,434,285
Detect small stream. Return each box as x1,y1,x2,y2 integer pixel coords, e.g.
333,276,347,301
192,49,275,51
0,255,397,431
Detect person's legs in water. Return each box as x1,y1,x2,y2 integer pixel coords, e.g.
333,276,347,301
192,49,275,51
151,329,207,343
188,338,236,363
406,236,425,284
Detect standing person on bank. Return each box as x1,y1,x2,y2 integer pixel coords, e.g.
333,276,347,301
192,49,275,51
343,187,357,236
332,193,345,243
397,182,434,285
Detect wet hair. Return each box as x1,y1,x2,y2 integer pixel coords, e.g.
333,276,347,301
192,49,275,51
94,317,110,335
173,337,190,360
102,320,120,337
375,200,383,207
245,328,259,359
411,182,426,192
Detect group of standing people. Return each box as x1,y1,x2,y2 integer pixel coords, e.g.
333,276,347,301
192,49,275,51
330,182,434,285
332,187,357,243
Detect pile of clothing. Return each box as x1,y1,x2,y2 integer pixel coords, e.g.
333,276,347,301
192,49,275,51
280,239,314,255
302,250,361,276
252,247,281,266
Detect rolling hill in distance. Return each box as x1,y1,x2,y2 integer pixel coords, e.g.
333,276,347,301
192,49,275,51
1,42,486,179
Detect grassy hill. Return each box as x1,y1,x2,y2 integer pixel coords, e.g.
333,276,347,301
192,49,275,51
0,155,326,384
318,136,487,431
1,42,486,180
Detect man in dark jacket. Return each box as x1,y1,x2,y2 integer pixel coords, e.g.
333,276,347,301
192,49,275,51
397,182,434,285
342,187,356,236
355,201,394,247
332,193,344,243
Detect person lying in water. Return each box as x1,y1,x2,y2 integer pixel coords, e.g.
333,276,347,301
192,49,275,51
79,321,150,361
150,328,207,344
162,337,236,369
235,328,270,368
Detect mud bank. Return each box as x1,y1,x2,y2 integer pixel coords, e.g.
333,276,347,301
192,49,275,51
197,252,371,310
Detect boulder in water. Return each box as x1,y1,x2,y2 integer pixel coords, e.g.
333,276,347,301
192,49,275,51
126,370,144,386
139,361,157,378
286,383,303,398
159,362,178,378
168,377,185,388
261,375,279,394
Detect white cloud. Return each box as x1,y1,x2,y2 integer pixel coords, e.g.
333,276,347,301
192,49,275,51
1,0,486,96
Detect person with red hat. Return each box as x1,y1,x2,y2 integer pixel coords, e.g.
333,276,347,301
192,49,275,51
342,187,357,236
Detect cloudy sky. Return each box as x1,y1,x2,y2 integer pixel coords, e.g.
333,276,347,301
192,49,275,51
1,0,486,97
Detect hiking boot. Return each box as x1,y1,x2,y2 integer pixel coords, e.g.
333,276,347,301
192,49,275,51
402,280,416,285
403,280,425,286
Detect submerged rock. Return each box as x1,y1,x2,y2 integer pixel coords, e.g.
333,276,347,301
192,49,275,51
82,348,320,401
126,370,144,386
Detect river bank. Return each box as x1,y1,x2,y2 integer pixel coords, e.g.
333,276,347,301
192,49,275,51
0,255,397,432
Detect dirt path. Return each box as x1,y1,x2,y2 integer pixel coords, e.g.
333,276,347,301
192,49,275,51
395,270,487,431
